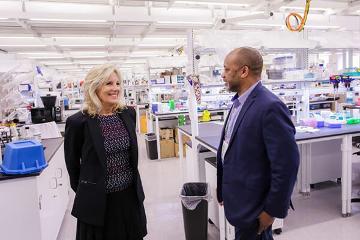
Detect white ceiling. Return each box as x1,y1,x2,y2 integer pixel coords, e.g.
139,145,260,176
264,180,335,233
0,0,359,78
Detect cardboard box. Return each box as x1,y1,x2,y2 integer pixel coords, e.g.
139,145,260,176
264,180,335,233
174,128,191,144
174,128,179,142
160,139,175,158
160,128,174,140
175,142,186,157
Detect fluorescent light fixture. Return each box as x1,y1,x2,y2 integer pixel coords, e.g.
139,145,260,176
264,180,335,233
157,21,213,25
132,51,167,54
131,54,164,58
28,56,65,59
17,52,60,55
30,18,107,23
1,44,47,47
72,55,107,59
0,18,9,20
60,44,106,47
44,62,75,65
236,23,282,27
144,37,187,40
0,36,36,39
55,67,80,70
280,6,331,12
61,70,86,72
80,64,100,67
305,25,340,29
70,51,108,55
175,1,249,7
137,43,175,47
235,23,340,30
53,36,107,39
78,61,106,65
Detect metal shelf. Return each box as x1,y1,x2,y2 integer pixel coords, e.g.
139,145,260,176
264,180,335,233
149,83,185,88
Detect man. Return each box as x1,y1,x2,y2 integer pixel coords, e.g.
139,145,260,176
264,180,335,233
217,47,299,240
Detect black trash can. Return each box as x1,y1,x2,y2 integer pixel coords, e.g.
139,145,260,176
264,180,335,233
145,133,158,160
181,182,209,240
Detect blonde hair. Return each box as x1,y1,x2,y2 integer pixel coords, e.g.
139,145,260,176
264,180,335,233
82,64,126,116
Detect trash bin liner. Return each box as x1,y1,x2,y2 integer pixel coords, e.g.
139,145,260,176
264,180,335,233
180,182,211,240
181,182,211,210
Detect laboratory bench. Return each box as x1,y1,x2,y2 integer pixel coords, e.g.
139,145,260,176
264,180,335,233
148,108,229,159
0,138,63,181
0,137,70,240
178,123,360,239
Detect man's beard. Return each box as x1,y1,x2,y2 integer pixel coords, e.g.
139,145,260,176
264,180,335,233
227,81,240,92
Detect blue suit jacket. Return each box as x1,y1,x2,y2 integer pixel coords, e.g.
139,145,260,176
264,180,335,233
216,82,299,229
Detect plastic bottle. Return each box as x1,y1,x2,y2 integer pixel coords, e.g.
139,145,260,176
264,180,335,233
0,144,2,166
346,91,354,104
24,126,33,140
10,125,18,141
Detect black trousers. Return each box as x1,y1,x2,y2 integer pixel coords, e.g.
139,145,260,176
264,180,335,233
235,220,273,240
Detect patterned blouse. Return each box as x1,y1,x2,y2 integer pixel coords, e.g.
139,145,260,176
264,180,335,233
98,114,133,193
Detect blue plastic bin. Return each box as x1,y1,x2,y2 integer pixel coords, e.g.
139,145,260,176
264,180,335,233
327,123,342,128
151,103,159,113
0,140,47,175
317,121,325,128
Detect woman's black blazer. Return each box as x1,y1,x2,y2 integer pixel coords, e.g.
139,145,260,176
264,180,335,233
64,107,147,235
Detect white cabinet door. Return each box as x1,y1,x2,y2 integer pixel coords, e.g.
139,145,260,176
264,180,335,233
205,161,219,228
37,154,61,240
0,178,42,240
37,143,69,240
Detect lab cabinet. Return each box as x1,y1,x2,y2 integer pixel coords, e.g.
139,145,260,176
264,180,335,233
0,141,69,240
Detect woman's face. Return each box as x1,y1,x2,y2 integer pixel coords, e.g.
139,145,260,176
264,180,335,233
97,72,121,107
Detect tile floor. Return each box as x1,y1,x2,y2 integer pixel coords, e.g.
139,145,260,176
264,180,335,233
57,134,360,240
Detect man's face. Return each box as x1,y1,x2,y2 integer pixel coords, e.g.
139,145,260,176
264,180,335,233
221,54,246,92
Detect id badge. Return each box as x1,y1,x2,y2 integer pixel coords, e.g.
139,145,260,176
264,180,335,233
221,140,229,162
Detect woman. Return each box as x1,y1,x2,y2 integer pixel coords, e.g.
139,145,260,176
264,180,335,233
64,64,147,240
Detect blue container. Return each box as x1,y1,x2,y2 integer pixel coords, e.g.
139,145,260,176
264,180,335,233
317,121,325,128
327,123,342,128
0,140,47,175
151,103,159,113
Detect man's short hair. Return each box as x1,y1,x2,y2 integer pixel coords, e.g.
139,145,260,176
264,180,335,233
230,47,263,78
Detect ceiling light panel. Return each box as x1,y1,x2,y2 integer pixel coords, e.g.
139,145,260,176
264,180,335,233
0,36,37,39
44,62,75,66
0,44,47,47
144,37,187,40
53,36,108,39
59,44,106,47
280,6,331,12
17,52,61,55
29,18,107,23
157,21,213,25
72,56,108,59
77,61,107,65
175,1,249,7
28,56,65,59
137,43,176,47
70,51,108,55
55,66,80,70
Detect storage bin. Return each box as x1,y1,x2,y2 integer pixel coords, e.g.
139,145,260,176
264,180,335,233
0,140,47,174
140,115,147,133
